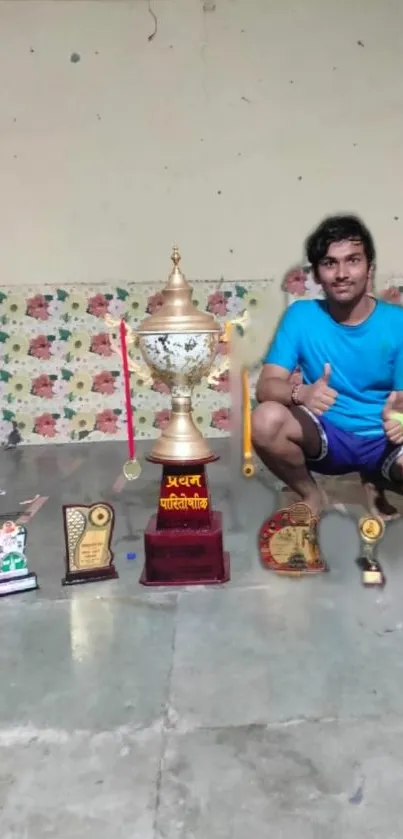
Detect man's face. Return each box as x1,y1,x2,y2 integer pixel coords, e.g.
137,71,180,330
315,239,371,304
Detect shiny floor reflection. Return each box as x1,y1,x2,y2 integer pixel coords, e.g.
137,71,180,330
1,439,403,838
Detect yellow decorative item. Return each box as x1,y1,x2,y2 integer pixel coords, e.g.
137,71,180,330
241,368,254,477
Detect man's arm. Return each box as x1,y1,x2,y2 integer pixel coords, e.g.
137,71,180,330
256,363,296,404
256,305,300,404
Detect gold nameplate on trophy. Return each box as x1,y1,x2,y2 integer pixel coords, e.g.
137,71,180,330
357,514,385,587
62,503,118,586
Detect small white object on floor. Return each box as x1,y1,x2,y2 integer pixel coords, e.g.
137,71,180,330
19,494,40,506
333,502,348,514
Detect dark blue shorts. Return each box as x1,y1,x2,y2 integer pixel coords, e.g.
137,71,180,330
302,407,403,482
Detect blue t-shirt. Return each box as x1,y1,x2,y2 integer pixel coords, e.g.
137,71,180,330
264,299,403,437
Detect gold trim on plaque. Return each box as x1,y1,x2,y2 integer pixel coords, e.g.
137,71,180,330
88,504,112,528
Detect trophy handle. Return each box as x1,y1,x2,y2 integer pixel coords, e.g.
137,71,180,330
207,322,231,387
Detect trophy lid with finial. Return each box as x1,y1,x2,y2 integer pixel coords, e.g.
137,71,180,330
136,247,220,335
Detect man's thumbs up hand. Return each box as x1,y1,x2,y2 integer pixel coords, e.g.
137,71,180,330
296,363,338,416
383,391,403,444
322,363,331,382
383,391,397,419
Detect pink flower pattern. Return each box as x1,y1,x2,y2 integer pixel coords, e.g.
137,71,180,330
154,409,171,430
209,370,230,393
152,381,170,394
26,294,49,321
29,335,52,360
95,409,119,434
87,293,110,318
31,374,54,399
92,371,116,395
283,267,307,297
34,413,57,437
206,291,229,316
211,408,231,431
146,291,164,315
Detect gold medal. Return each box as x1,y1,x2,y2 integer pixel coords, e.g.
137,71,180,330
359,515,385,543
123,459,142,481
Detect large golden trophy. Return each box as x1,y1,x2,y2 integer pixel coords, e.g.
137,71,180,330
107,248,230,586
136,248,221,464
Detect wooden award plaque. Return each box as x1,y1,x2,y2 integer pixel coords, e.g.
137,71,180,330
62,502,118,586
258,501,327,575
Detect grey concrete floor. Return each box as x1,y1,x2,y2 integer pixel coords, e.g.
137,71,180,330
1,439,403,837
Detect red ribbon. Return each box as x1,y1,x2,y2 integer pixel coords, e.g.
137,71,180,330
120,320,135,460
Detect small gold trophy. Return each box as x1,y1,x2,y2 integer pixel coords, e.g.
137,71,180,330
357,515,385,587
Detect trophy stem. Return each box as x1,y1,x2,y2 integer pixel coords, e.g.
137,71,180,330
148,387,216,463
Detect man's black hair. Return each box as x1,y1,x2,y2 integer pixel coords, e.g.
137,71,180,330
306,215,376,275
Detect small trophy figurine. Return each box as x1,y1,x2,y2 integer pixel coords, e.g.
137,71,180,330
357,515,385,587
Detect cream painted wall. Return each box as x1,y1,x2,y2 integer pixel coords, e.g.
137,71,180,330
1,0,403,290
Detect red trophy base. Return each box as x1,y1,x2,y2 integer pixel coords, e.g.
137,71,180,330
140,458,230,587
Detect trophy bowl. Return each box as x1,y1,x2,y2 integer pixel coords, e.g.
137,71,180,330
137,331,219,388
136,248,222,463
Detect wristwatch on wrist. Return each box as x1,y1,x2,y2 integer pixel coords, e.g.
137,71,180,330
291,383,303,406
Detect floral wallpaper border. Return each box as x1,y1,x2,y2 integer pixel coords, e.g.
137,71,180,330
0,280,272,446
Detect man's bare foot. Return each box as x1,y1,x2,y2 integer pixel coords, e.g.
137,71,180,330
362,480,400,521
283,486,328,518
304,486,329,518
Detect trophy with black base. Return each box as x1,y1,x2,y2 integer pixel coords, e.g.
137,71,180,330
356,514,385,587
62,502,118,586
